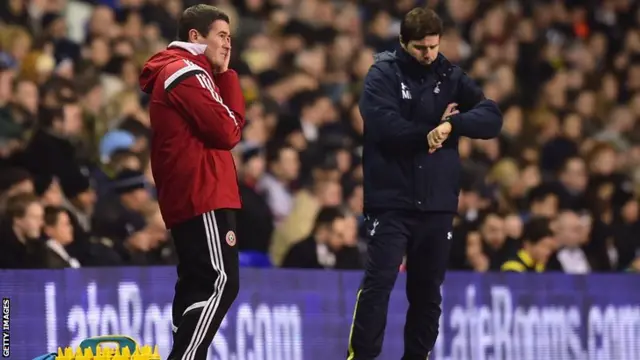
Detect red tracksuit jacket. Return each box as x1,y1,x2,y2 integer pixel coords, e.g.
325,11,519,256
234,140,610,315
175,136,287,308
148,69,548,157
139,41,246,229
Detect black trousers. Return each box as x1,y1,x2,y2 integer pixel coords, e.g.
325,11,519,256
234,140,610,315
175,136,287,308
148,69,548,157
168,209,240,360
347,210,454,360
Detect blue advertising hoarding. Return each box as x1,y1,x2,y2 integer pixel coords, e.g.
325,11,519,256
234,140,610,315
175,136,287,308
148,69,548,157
1,268,639,360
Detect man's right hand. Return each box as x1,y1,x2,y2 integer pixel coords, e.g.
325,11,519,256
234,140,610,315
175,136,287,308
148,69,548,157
427,121,452,152
427,103,459,153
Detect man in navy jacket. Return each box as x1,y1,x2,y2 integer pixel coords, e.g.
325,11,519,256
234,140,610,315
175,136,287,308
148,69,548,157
346,8,502,360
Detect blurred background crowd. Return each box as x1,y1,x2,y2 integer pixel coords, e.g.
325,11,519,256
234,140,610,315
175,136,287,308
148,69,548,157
1,0,640,273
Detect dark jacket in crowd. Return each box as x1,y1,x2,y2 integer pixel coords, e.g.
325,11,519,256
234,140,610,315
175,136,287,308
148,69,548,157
281,236,362,270
21,128,86,193
0,222,47,269
236,182,274,253
92,195,146,255
359,48,502,213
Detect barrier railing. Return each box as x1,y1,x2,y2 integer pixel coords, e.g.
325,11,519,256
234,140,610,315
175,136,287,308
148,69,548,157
1,267,639,360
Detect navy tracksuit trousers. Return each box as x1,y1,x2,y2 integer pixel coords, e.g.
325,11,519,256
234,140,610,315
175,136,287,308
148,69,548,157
347,210,454,360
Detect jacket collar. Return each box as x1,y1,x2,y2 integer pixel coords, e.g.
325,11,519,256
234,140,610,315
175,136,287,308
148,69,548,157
166,41,212,73
167,41,207,55
396,45,450,79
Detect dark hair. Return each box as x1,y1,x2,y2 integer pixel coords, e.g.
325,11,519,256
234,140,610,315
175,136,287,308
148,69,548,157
400,7,443,44
313,206,345,233
177,5,230,42
38,106,64,129
0,167,32,193
522,217,553,244
479,211,504,225
6,193,41,220
44,206,65,227
342,181,362,202
527,185,557,208
118,116,150,138
110,149,140,171
295,90,324,111
266,142,295,165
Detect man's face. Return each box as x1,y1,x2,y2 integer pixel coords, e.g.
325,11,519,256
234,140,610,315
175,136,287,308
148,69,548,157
503,214,523,239
591,148,616,175
14,80,39,114
50,17,67,38
555,212,583,248
403,35,440,65
0,69,15,104
317,97,337,123
530,237,556,265
122,188,150,212
348,185,363,214
15,202,44,239
62,103,83,136
458,190,479,212
76,189,97,213
532,194,558,218
46,211,74,245
328,218,347,250
195,20,231,69
115,156,142,172
90,37,111,67
560,158,587,193
480,214,506,249
42,179,64,207
276,148,300,181
319,181,342,207
245,155,266,180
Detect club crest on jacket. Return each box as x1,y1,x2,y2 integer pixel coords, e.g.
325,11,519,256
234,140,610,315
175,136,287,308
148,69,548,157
226,231,236,246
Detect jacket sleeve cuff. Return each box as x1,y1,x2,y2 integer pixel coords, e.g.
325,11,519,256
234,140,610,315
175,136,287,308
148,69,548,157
214,69,245,118
419,125,431,138
447,113,464,136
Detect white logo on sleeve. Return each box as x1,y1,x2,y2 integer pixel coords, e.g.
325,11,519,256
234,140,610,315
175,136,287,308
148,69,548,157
401,82,412,99
447,231,452,240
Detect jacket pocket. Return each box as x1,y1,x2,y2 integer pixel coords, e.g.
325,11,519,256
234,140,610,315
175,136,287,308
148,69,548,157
428,149,461,202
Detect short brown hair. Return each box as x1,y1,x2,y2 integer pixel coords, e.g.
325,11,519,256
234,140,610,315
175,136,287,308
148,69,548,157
400,7,443,44
5,193,40,220
177,4,230,42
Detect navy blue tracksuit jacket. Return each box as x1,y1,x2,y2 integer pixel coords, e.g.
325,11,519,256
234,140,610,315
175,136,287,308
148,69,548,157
360,49,502,213
346,48,502,360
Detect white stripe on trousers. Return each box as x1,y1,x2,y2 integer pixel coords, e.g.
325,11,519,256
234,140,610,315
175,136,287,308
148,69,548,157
182,211,227,360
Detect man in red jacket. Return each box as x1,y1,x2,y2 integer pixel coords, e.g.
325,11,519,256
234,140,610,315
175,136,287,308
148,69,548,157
139,5,245,360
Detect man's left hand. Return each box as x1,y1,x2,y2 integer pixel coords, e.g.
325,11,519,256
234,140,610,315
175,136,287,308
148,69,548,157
427,121,452,153
218,50,231,74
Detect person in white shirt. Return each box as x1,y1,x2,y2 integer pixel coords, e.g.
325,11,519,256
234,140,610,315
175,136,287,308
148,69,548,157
546,210,591,274
43,206,81,269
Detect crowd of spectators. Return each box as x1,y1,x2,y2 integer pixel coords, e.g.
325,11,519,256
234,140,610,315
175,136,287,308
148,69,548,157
0,0,639,273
